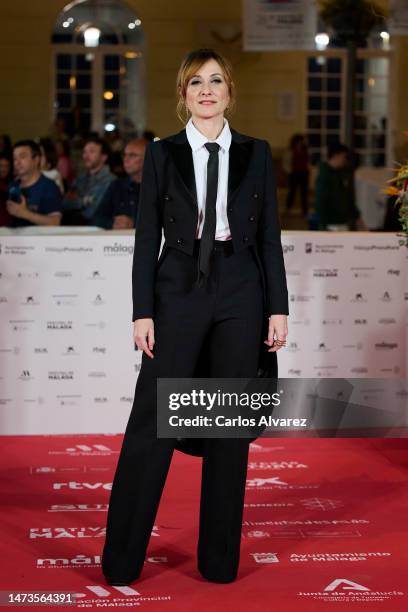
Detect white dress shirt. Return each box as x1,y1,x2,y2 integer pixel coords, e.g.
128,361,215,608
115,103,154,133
185,116,232,240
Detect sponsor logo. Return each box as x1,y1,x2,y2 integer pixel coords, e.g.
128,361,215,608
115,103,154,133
313,269,338,278
45,246,93,253
92,294,105,305
351,292,367,302
103,242,133,256
344,342,363,351
48,371,74,380
353,244,399,251
350,267,375,278
1,244,35,256
58,395,81,406
48,504,108,512
88,270,104,279
52,294,77,306
92,346,106,354
10,320,35,331
17,271,39,279
374,342,398,350
248,461,308,470
62,346,79,356
247,476,288,487
85,321,106,329
298,578,404,602
290,294,314,303
52,482,112,490
311,244,344,254
251,552,279,563
18,370,33,381
30,527,106,539
290,551,391,563
47,321,73,330
313,366,338,377
48,444,116,456
37,554,168,568
300,498,344,511
315,342,330,352
22,296,39,305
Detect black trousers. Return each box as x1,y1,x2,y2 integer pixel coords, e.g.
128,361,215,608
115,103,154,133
101,239,264,583
285,170,309,215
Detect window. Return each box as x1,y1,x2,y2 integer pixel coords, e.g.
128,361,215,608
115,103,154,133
305,51,390,167
52,0,145,138
306,55,344,165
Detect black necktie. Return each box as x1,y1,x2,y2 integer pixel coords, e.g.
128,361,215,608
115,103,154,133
196,142,220,288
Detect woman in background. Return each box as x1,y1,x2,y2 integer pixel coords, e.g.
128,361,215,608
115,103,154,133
283,133,310,216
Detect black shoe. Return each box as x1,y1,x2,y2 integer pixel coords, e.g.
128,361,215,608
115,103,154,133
104,575,133,586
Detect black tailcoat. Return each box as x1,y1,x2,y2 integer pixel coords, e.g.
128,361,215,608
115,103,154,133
131,127,289,456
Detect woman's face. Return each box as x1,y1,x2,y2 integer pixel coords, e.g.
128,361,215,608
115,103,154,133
39,147,48,171
184,59,230,121
0,158,10,179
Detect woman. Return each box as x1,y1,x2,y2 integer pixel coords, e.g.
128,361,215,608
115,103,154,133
283,133,310,216
55,139,75,190
102,48,289,586
0,154,13,226
39,138,64,193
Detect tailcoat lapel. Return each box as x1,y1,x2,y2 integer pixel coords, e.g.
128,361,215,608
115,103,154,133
163,127,254,208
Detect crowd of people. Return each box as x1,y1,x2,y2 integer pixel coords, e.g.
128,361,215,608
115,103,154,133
0,128,151,230
1,125,396,232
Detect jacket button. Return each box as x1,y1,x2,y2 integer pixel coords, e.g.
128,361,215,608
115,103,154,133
248,215,255,222
169,216,175,223
228,206,233,213
243,235,249,243
252,192,259,199
164,194,171,201
176,237,183,245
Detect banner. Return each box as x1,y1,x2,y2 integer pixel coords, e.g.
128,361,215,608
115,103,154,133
0,231,406,434
389,0,408,35
242,0,318,51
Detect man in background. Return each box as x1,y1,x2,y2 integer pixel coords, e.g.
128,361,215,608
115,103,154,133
62,137,114,227
6,140,62,227
99,138,147,229
314,143,368,231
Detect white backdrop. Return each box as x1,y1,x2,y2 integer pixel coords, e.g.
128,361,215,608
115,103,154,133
0,231,406,434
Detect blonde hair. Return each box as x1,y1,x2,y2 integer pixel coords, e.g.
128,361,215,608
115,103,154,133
176,48,236,124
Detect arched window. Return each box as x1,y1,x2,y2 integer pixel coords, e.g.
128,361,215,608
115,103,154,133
51,0,145,138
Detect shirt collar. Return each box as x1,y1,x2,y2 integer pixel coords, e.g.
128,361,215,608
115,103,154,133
186,117,231,153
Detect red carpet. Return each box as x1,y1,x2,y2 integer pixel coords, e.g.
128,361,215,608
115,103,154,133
1,435,407,610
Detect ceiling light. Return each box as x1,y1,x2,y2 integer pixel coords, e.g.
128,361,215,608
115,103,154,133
84,27,101,47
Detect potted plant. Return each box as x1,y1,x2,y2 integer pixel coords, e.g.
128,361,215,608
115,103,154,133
383,133,408,247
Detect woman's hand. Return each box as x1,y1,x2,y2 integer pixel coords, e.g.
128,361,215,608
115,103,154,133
265,314,288,352
134,318,155,358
